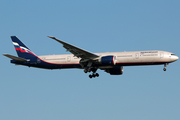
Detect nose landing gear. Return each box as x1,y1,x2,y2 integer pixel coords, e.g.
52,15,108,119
163,63,169,71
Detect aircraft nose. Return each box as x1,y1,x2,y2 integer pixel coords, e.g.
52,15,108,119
176,55,179,60
172,55,179,61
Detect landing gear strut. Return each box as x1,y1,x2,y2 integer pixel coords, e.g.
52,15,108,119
84,69,88,73
163,63,169,71
82,61,99,78
89,68,99,78
84,67,99,78
84,67,92,73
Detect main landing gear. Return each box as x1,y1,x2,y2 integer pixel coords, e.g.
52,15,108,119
163,63,169,71
81,61,99,78
89,73,99,78
84,67,99,78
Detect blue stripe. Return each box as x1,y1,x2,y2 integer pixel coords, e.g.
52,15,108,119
14,45,20,48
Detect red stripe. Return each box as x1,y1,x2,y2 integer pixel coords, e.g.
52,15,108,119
15,47,28,53
15,47,37,58
116,61,171,64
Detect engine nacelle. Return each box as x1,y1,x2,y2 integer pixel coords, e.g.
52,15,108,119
105,66,123,75
99,55,116,65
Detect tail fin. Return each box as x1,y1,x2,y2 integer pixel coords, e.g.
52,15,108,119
11,36,37,59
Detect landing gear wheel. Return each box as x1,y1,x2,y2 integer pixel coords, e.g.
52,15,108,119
89,75,92,78
163,63,168,71
88,73,99,78
96,73,99,77
84,69,88,73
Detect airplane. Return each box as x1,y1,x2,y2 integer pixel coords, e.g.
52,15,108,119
3,36,179,78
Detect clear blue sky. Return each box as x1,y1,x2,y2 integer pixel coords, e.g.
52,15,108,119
1,0,180,120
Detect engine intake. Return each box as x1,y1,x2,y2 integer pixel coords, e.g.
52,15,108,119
100,55,116,65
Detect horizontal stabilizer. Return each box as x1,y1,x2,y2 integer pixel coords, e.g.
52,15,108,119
3,54,29,62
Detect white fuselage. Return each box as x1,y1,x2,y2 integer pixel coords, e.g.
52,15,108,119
38,50,178,69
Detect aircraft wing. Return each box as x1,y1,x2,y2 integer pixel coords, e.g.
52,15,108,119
48,36,99,59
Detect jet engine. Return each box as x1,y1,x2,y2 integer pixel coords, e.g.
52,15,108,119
98,55,116,65
105,66,123,75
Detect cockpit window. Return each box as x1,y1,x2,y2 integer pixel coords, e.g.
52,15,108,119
171,54,175,56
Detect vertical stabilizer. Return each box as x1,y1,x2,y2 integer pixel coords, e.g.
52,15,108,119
11,36,37,60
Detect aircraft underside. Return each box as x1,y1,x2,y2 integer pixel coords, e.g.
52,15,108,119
11,59,172,78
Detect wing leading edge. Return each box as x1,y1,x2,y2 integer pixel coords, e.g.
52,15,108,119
48,36,99,59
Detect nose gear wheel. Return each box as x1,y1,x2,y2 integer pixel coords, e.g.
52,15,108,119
163,63,169,71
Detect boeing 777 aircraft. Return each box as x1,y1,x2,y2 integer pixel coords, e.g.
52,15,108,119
3,36,179,78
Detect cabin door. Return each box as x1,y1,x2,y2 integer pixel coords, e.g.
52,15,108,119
160,53,164,58
135,53,139,59
67,56,71,62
